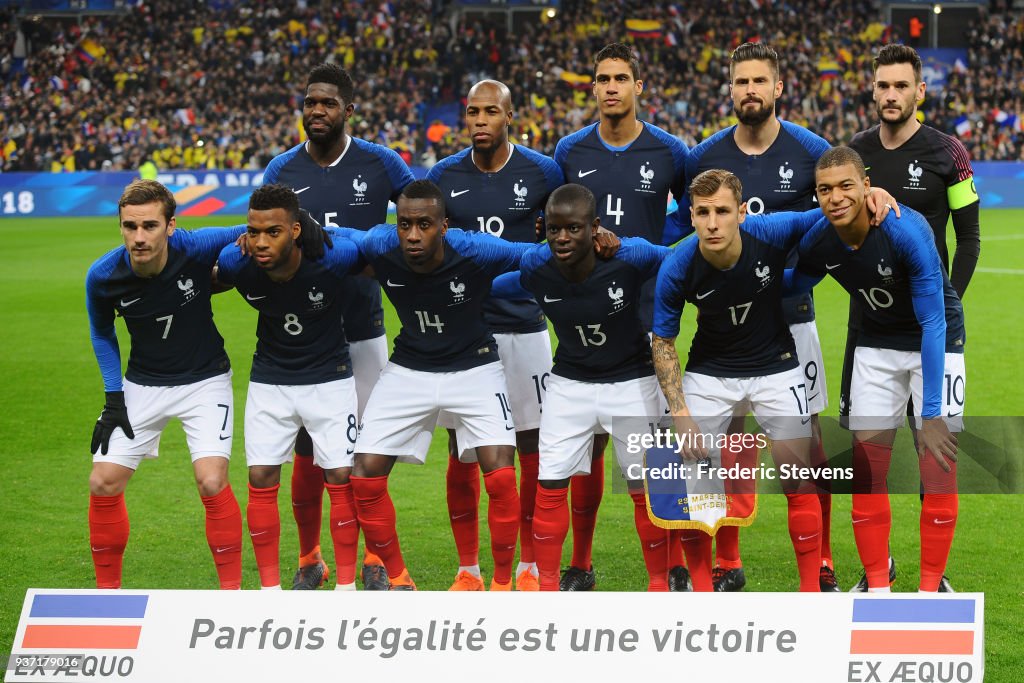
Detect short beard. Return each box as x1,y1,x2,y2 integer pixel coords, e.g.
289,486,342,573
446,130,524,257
304,121,344,148
876,102,914,126
735,101,774,127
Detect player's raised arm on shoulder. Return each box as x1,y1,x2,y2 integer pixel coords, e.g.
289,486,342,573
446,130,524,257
175,224,248,265
619,237,672,279
447,228,534,274
490,271,531,300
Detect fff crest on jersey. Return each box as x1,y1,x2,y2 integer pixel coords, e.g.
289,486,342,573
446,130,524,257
877,260,895,286
350,174,370,206
513,179,527,206
778,162,793,189
906,160,925,190
177,276,197,304
308,286,326,311
755,262,772,289
607,280,625,312
449,278,466,305
637,161,655,194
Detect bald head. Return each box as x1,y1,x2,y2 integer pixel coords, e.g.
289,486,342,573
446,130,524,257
468,80,512,110
466,80,513,154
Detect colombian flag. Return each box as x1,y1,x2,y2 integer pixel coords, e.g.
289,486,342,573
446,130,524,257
77,38,105,64
20,594,148,650
560,71,592,90
626,19,663,39
817,56,841,80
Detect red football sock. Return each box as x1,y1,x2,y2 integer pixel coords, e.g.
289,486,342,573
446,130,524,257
667,529,685,568
325,483,359,587
852,440,893,589
570,453,604,569
247,484,281,588
291,454,324,559
810,436,834,567
445,456,481,566
483,466,520,585
89,493,129,589
533,485,569,591
715,441,756,568
201,485,242,590
630,491,669,591
351,476,406,579
785,492,823,592
919,456,958,591
518,452,539,565
681,530,714,592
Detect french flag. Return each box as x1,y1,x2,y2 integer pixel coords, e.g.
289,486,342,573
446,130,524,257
849,598,977,656
20,594,148,650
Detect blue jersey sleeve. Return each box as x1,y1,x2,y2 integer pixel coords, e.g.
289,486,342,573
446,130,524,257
782,121,831,161
885,208,944,298
357,224,399,261
85,253,124,392
262,144,302,184
652,240,698,338
445,228,533,274
490,271,531,300
518,145,566,197
215,244,246,285
795,218,832,278
553,124,595,170
744,209,824,251
172,225,247,266
912,289,948,418
358,139,415,200
617,237,673,279
783,268,824,296
322,235,365,277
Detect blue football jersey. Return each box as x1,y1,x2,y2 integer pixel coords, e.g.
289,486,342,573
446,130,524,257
680,120,830,324
86,226,245,390
555,121,688,330
796,206,966,354
358,227,533,372
264,138,415,342
653,212,821,377
426,144,564,334
504,238,670,383
216,236,365,385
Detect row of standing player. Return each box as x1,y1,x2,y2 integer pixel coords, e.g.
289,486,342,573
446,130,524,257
86,39,978,592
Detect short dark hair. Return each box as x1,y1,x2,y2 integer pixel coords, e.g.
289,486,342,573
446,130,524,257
873,43,923,83
399,179,445,215
249,183,300,223
594,42,641,81
119,179,175,222
546,183,596,221
815,146,867,179
730,42,780,81
307,62,355,103
689,169,743,206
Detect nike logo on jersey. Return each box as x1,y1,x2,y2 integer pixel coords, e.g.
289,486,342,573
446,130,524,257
295,186,311,194
543,295,563,303
695,290,715,300
386,279,405,287
120,297,141,307
450,189,470,198
578,169,598,178
826,263,842,270
245,294,267,301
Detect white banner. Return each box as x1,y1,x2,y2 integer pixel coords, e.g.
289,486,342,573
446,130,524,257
7,590,984,682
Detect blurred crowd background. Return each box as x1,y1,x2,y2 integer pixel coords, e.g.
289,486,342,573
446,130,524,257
2,0,1022,173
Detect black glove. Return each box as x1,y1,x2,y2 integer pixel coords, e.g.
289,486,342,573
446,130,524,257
91,391,135,455
296,209,332,261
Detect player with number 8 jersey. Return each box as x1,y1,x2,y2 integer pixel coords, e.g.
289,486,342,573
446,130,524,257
216,184,370,592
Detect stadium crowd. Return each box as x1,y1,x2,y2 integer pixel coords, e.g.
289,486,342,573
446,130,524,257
1,0,1022,172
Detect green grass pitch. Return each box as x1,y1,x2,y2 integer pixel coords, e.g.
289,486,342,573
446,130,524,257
0,211,1021,677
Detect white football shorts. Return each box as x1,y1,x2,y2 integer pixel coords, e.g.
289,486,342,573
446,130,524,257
349,335,388,420
790,321,828,414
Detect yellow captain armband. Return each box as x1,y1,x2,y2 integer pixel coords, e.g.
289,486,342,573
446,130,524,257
947,176,980,210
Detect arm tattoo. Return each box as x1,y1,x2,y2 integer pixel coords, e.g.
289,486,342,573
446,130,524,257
652,335,686,414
